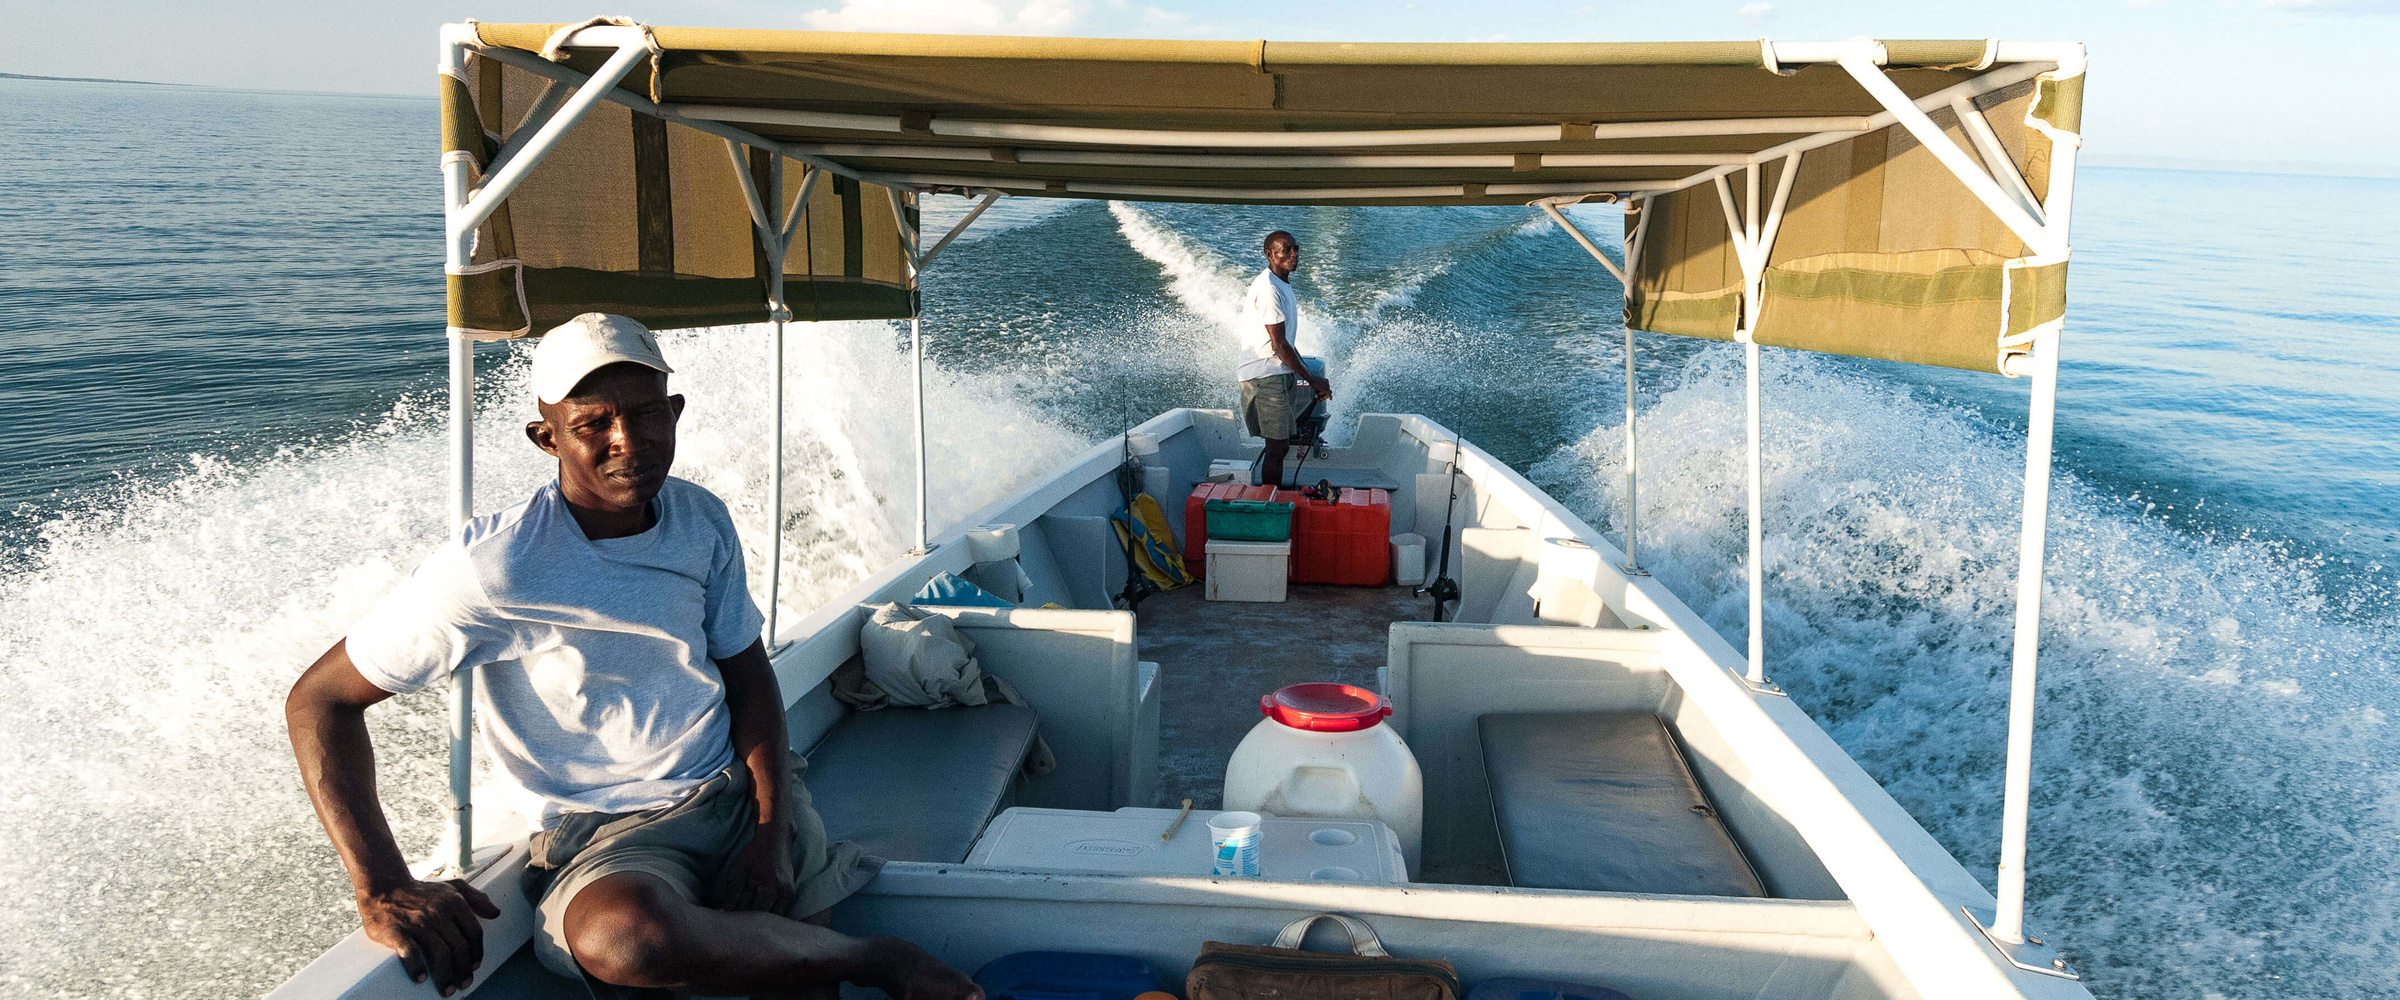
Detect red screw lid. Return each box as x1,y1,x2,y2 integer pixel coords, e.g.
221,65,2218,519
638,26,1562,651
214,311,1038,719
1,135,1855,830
1260,683,1392,733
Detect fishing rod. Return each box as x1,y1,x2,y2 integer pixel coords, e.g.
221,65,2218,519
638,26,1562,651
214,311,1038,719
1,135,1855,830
1113,395,1160,610
1415,395,1466,622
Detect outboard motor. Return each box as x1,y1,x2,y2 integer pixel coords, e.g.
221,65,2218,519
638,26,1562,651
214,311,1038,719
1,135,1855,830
1295,356,1332,456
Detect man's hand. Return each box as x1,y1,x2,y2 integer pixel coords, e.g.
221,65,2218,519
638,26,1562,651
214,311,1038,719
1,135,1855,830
359,878,501,996
864,937,986,1000
719,824,797,915
1308,376,1333,402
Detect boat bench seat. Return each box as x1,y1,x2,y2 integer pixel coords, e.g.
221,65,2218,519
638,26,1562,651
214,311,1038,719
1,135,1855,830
805,702,1042,864
1478,711,1766,897
470,703,1042,999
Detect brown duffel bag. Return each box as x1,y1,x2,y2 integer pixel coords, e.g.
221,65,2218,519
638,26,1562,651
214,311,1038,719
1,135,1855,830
1188,913,1459,1000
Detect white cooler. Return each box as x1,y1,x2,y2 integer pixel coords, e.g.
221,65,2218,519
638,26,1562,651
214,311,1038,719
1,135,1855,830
1205,540,1289,603
966,806,1407,883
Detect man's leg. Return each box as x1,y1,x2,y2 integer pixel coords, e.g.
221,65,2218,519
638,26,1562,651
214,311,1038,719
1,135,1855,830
755,911,843,1000
563,871,975,1000
1259,436,1289,489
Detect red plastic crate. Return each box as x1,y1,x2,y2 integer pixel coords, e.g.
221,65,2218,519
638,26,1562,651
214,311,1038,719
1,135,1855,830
1182,483,1282,577
1290,488,1392,586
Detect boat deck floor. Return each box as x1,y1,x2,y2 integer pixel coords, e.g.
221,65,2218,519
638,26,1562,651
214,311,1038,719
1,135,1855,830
1137,582,1431,812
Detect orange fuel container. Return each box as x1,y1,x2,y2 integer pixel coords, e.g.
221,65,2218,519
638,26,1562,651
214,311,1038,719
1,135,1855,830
1289,488,1392,586
1183,483,1283,576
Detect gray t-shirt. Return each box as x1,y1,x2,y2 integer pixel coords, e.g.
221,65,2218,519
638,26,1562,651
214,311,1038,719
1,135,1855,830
346,477,765,831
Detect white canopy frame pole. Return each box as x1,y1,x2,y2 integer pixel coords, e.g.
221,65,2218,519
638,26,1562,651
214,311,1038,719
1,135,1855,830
891,189,930,554
1836,42,2088,974
432,27,653,874
884,188,1005,555
1535,198,1647,573
1710,153,1798,694
1620,201,1653,575
723,139,822,651
434,28,488,879
1992,72,2082,959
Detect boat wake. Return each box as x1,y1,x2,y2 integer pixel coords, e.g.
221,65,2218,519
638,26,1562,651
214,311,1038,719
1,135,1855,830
1533,348,2400,999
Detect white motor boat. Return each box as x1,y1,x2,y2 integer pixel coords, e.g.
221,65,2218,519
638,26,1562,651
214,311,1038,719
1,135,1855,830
275,21,2093,999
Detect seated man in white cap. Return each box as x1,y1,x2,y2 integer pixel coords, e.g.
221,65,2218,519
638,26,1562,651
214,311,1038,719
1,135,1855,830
285,313,982,1000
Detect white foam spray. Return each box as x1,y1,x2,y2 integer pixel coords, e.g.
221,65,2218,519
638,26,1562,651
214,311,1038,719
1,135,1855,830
1105,202,1466,442
1533,347,2400,997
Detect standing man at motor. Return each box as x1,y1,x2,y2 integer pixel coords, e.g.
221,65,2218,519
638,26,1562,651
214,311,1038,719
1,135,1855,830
1239,230,1331,488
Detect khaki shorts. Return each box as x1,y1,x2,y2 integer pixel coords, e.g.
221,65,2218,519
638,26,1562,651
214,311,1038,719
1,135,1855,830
1241,373,1314,441
521,761,879,993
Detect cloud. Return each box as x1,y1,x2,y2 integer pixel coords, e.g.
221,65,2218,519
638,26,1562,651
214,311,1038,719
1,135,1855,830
800,0,1088,33
2255,0,2400,12
1735,2,1775,22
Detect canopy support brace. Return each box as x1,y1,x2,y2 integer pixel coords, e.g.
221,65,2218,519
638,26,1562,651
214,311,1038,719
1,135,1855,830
880,189,1006,554
1536,199,1647,574
451,38,650,242
1711,155,1799,696
1836,50,2061,257
723,139,823,652
1951,96,2045,226
918,190,1003,270
468,38,863,184
482,80,569,183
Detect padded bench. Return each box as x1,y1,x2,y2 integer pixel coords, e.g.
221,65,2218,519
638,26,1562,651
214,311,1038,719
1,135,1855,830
805,703,1042,864
1478,711,1765,897
472,703,1042,999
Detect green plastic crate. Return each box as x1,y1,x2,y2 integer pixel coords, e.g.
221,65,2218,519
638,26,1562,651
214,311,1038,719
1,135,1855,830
1204,499,1295,542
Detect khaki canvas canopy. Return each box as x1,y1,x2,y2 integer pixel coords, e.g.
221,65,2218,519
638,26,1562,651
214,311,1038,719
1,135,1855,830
442,21,2080,372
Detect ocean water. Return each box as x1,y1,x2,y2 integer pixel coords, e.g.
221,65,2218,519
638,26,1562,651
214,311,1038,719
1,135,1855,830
2,78,2397,998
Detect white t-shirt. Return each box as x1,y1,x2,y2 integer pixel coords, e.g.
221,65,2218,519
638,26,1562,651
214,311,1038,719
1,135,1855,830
1238,268,1299,382
345,477,765,830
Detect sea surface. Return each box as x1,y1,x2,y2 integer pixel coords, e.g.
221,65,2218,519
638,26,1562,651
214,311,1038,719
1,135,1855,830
2,79,2397,999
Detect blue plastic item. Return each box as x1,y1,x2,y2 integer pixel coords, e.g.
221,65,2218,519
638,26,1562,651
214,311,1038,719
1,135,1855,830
1466,978,1633,1000
973,952,1168,1000
913,571,1014,608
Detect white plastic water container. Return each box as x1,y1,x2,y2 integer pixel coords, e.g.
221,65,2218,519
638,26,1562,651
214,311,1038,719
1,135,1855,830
1389,532,1427,587
1205,540,1289,603
1223,683,1424,875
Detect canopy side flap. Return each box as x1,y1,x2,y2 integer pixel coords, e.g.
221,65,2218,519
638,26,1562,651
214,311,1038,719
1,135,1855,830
444,49,918,338
1626,73,2071,375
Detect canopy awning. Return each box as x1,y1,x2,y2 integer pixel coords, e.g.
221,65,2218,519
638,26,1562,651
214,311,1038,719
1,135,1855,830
442,22,2081,372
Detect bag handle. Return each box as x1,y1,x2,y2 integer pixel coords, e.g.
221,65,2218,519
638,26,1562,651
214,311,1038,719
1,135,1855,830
1272,913,1389,957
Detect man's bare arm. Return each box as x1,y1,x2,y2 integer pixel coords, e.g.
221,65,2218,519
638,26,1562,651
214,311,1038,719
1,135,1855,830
287,641,500,997
1265,322,1331,400
715,638,797,914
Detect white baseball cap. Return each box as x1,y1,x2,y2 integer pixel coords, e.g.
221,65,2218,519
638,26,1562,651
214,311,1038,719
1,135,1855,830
529,313,675,405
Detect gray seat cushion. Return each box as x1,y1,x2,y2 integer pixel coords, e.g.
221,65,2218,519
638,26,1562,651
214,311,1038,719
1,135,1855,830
1478,711,1766,897
805,703,1040,864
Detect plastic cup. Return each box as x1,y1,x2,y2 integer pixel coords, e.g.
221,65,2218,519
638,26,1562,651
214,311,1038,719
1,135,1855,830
1207,811,1262,877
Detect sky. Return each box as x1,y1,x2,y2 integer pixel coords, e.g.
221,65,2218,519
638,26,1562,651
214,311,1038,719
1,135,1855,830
5,0,2398,167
